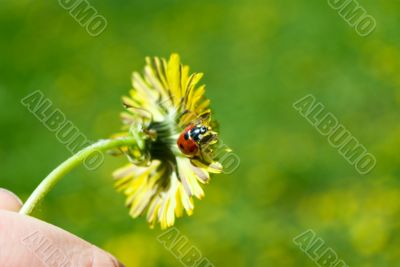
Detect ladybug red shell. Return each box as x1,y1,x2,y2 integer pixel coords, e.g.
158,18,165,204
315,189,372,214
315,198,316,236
177,124,208,156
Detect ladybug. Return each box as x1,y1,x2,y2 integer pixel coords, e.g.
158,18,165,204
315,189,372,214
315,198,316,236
177,124,209,156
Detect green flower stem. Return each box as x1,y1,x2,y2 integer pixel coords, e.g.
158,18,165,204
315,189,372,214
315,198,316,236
20,137,136,215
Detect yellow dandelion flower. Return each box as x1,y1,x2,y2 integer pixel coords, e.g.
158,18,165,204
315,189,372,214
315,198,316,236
112,54,224,229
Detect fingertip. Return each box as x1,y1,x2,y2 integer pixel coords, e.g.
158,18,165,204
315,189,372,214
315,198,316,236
0,188,23,212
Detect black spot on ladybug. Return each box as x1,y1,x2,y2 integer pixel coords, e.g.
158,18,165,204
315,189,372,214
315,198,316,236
179,144,184,149
190,147,195,152
184,132,189,140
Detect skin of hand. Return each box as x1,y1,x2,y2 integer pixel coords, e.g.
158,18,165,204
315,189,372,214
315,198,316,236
0,188,124,267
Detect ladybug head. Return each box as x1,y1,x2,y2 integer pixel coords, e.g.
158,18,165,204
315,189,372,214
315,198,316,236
199,125,208,134
190,124,210,142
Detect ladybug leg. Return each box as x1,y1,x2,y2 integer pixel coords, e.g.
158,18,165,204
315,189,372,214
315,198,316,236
197,143,211,163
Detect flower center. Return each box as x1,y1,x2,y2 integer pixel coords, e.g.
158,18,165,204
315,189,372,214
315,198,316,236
148,113,181,161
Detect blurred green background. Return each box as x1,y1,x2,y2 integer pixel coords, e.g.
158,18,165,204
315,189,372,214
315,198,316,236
1,0,400,266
